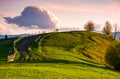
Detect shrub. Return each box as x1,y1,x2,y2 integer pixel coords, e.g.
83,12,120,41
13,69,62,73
105,41,120,70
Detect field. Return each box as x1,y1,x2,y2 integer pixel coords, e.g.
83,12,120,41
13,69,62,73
0,31,120,79
0,62,120,79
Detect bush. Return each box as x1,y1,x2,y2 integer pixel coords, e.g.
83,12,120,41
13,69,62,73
105,41,120,70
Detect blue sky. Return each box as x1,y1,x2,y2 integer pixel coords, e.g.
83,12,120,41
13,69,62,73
0,0,120,34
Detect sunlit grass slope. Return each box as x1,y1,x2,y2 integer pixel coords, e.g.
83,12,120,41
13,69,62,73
29,31,113,64
0,62,120,79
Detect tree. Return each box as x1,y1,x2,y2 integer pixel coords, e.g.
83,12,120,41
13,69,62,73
55,28,59,32
105,41,120,70
102,21,112,35
113,23,117,39
84,21,95,31
4,34,8,40
113,23,120,39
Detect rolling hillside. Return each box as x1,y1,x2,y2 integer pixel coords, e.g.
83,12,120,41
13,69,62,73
0,31,120,79
28,31,113,64
0,31,114,63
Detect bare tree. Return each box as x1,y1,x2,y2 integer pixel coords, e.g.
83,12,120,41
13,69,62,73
56,28,59,32
102,21,112,36
54,28,59,32
5,34,8,40
84,21,95,31
113,23,119,39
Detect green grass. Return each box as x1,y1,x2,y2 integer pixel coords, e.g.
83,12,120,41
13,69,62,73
0,31,119,79
0,62,120,79
28,31,113,64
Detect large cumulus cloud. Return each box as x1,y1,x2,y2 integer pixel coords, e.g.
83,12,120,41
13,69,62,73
4,6,61,29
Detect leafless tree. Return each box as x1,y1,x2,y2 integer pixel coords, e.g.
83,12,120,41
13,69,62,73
113,23,119,39
102,21,112,36
5,34,8,40
84,21,95,31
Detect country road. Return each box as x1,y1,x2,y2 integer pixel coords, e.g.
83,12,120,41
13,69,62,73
16,34,41,60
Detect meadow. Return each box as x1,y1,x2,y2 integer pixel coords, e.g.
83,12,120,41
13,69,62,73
0,61,120,79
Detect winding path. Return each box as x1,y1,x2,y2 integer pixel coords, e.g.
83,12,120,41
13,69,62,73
16,34,41,60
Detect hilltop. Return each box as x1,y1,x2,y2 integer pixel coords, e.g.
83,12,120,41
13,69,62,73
27,31,113,64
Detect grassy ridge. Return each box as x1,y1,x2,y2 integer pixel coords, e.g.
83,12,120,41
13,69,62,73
29,31,113,63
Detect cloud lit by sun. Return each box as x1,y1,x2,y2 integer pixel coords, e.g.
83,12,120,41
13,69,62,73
0,6,62,34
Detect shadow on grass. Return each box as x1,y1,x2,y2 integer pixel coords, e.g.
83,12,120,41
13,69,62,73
1,58,119,72
1,55,119,72
42,59,105,68
51,53,100,65
37,59,120,72
14,58,115,71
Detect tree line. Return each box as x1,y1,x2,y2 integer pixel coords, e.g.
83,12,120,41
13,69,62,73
84,20,120,39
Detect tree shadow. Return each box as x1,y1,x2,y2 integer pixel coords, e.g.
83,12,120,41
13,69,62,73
16,58,110,70
41,59,120,72
45,53,100,65
2,56,119,72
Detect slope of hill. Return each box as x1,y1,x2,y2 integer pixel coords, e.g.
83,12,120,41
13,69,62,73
0,31,120,79
28,31,113,64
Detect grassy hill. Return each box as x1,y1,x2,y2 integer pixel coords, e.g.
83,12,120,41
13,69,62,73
0,31,120,79
28,31,113,64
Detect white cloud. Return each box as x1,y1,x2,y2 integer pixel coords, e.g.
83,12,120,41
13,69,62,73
0,17,50,35
4,6,61,29
0,6,62,34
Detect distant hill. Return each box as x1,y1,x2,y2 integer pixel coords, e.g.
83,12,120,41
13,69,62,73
0,34,31,39
1,31,119,40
